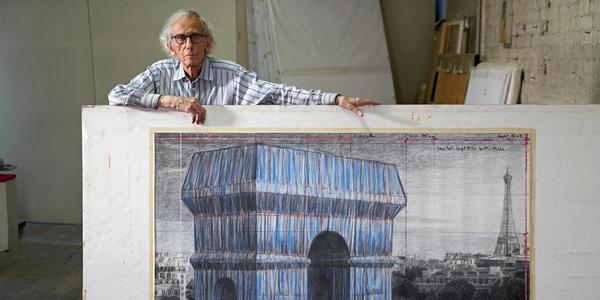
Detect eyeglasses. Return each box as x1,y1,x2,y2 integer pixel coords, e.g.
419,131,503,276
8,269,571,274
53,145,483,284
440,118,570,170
171,33,206,45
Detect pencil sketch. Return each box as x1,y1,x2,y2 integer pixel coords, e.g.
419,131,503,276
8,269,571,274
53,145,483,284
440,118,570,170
153,131,532,300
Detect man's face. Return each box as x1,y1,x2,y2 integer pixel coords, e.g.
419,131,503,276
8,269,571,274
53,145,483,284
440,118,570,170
168,16,209,70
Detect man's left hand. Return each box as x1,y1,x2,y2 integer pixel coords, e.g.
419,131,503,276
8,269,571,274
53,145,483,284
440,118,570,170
335,95,380,117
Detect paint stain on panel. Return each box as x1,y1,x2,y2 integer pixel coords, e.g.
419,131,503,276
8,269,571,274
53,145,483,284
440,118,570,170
410,112,433,122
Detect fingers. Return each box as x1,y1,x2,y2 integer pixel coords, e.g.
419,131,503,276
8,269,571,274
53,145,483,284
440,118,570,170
190,103,205,125
165,97,206,124
344,96,380,107
345,103,363,117
191,109,205,124
353,107,364,117
354,99,381,106
337,95,378,117
184,98,205,125
198,107,205,124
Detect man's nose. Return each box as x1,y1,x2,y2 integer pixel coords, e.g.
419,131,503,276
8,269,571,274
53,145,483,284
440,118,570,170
183,37,194,47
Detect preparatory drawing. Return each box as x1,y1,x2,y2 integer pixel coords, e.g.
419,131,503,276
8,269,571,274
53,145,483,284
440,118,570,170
153,131,533,300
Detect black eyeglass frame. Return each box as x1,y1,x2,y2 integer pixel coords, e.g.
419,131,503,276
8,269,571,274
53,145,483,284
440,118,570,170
170,33,207,45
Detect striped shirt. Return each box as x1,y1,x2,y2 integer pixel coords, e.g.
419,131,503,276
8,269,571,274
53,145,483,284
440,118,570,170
108,56,339,108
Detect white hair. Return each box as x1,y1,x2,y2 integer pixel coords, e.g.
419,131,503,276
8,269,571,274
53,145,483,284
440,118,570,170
159,10,215,58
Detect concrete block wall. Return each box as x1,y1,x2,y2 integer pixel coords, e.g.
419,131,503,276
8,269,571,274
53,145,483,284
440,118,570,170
482,0,600,104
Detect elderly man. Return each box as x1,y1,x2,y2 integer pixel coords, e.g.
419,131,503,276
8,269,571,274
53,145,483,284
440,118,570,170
109,10,378,124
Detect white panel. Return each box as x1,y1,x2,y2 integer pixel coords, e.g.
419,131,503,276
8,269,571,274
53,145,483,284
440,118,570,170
465,62,522,105
0,182,7,251
83,105,600,299
0,179,18,252
465,69,510,104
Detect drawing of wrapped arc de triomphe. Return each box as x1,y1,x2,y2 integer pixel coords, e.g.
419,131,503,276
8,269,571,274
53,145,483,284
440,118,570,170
181,143,406,299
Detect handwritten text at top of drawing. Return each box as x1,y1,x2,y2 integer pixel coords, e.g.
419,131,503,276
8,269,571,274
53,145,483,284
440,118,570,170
435,145,506,152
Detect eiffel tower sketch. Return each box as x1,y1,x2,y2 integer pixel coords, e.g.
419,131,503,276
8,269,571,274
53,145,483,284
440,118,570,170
493,169,521,256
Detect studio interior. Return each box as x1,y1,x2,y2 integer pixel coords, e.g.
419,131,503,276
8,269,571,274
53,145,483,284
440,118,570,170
1,1,599,299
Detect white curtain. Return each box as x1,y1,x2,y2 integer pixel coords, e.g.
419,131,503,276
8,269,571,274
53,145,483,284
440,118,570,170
246,0,281,83
246,0,395,103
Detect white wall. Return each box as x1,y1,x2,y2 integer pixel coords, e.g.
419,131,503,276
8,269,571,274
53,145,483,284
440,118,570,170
90,0,237,104
0,0,94,223
82,105,600,299
0,1,237,223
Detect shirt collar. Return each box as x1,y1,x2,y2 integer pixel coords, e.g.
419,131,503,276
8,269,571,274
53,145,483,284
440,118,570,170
173,56,214,82
198,56,213,81
173,60,187,81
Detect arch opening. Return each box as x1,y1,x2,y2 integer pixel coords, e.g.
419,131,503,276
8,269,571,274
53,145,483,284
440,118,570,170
307,231,350,300
212,277,236,300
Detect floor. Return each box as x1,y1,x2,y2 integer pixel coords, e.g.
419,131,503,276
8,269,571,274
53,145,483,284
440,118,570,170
0,223,82,300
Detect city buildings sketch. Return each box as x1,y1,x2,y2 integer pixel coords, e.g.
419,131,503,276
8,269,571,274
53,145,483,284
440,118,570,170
153,131,533,300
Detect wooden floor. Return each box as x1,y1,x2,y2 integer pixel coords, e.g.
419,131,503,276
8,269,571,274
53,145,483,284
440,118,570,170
0,223,81,300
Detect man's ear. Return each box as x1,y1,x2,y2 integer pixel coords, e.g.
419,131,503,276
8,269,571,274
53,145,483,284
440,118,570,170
167,41,176,56
206,37,214,54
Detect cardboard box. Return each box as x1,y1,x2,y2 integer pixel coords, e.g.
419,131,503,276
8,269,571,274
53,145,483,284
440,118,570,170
425,20,448,103
433,72,470,105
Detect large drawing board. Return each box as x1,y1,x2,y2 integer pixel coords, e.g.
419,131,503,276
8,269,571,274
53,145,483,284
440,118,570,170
82,105,600,300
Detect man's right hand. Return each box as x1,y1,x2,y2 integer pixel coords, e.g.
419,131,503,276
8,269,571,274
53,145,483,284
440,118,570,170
158,95,206,124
